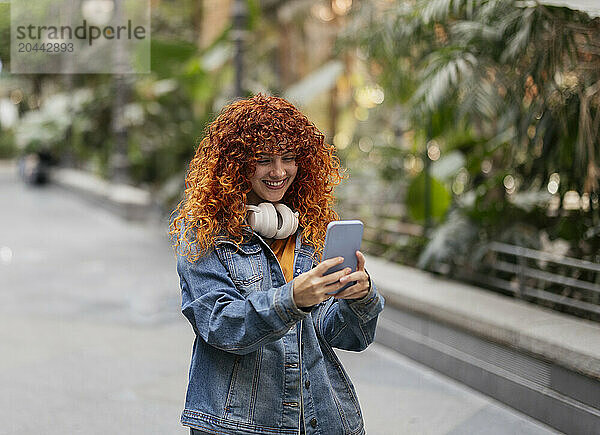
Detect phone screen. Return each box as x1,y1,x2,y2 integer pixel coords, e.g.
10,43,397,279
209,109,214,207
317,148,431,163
322,220,363,294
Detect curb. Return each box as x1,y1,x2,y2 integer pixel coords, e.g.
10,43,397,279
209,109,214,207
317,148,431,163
49,167,164,222
365,255,600,381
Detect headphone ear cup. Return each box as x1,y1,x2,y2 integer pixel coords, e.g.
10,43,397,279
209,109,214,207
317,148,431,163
260,202,278,238
291,210,299,234
274,203,298,239
246,202,298,240
246,204,261,233
246,203,276,238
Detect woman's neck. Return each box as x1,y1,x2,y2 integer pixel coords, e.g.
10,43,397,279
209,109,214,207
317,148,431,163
247,191,263,206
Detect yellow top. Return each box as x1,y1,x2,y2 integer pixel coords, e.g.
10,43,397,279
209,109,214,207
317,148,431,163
269,232,297,283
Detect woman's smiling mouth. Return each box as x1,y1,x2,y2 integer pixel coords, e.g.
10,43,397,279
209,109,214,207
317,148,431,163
263,178,287,189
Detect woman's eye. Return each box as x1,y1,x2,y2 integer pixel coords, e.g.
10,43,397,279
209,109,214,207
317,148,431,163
257,160,270,165
283,157,295,162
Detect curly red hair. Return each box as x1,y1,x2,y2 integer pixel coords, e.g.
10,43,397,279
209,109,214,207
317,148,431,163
169,93,347,263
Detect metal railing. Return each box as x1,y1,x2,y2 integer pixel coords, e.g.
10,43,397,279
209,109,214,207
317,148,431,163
466,242,600,318
339,201,600,320
338,201,424,256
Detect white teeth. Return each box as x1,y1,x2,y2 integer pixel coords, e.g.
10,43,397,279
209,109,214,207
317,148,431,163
264,179,285,187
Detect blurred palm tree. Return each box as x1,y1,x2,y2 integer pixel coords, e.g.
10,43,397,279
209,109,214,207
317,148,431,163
412,0,599,196
344,0,600,261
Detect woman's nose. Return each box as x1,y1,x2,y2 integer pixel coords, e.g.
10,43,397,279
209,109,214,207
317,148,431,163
270,159,286,178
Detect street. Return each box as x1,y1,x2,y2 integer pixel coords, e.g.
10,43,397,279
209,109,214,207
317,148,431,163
0,163,558,434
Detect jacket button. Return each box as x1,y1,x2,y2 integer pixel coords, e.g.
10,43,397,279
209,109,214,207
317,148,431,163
310,418,317,428
305,379,310,389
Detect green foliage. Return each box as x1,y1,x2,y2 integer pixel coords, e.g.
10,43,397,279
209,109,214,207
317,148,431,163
0,130,16,158
150,39,199,79
0,4,10,68
406,172,451,223
417,208,479,273
382,235,430,268
344,0,600,268
14,89,97,156
3,0,232,205
124,44,224,189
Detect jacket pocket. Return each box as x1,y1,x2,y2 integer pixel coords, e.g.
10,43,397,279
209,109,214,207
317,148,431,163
222,350,263,423
216,241,264,294
317,331,363,432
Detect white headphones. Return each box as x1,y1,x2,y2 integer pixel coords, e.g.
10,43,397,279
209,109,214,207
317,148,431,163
246,202,299,239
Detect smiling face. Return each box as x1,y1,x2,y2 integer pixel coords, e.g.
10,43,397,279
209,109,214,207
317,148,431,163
247,150,298,205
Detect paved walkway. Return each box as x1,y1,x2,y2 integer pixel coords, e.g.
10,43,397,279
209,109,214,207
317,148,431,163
0,162,557,434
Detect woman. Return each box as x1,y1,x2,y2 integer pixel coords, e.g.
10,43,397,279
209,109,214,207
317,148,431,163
169,94,384,435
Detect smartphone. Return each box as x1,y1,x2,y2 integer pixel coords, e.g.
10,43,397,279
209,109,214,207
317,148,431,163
322,220,364,294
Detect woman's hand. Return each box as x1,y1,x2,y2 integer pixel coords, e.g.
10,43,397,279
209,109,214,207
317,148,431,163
333,251,371,300
292,256,352,308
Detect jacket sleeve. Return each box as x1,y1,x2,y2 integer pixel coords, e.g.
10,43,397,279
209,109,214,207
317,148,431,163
313,270,384,352
177,248,308,355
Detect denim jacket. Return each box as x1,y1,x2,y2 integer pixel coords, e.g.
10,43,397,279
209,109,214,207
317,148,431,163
176,225,384,434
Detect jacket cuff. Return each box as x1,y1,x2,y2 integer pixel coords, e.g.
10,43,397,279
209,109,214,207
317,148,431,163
346,272,383,322
273,280,308,325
